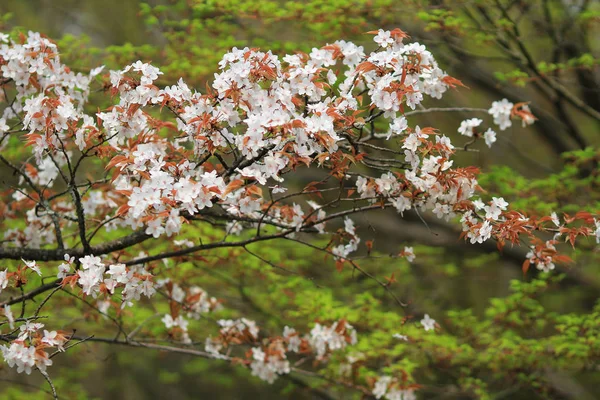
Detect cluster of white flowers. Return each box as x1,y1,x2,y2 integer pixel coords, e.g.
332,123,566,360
483,128,497,148
159,281,220,343
204,320,358,383
360,31,450,113
458,118,497,148
282,326,302,352
487,98,535,129
3,208,57,249
462,197,509,244
458,118,482,137
526,241,557,272
0,32,101,160
403,246,416,263
162,313,191,343
249,344,291,384
488,98,513,130
481,197,509,220
309,320,357,359
2,305,14,329
356,123,482,239
58,254,156,307
0,269,9,294
420,314,436,331
454,98,539,149
74,27,465,244
0,342,42,375
373,376,417,400
461,197,508,244
387,116,408,139
57,254,74,279
0,33,105,249
205,318,261,357
0,322,67,374
332,217,361,260
462,219,493,245
82,191,118,217
248,321,357,383
0,29,545,275
186,286,221,318
218,318,260,339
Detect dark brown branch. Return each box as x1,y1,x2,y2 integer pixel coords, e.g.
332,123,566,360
0,230,152,261
1,279,61,307
124,230,294,266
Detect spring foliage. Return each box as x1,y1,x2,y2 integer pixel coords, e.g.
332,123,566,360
0,3,600,398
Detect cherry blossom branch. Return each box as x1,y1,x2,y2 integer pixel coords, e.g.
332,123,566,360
123,230,296,266
65,336,372,397
0,153,65,249
71,185,92,253
0,27,597,398
38,368,58,400
0,280,61,307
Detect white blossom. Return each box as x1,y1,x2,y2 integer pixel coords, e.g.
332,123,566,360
421,314,436,331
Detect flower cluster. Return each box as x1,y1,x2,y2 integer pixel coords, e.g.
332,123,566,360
203,319,357,383
525,240,558,273
59,254,156,307
160,281,220,343
332,218,361,260
458,118,482,137
249,343,291,384
76,25,466,245
488,98,536,130
457,117,497,148
0,322,68,374
461,197,508,244
420,314,436,331
205,318,260,357
309,320,358,359
372,376,417,400
250,320,357,383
